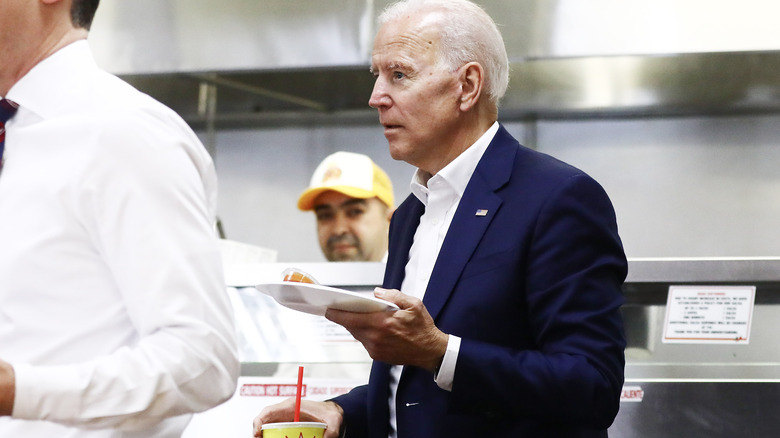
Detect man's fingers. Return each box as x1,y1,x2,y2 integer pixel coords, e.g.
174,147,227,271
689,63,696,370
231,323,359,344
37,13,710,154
374,287,417,309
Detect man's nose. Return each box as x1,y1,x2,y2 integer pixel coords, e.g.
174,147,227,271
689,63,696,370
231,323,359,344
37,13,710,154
332,213,350,233
369,77,390,109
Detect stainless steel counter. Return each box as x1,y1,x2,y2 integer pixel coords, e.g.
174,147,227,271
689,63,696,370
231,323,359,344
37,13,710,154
615,258,780,437
217,258,780,437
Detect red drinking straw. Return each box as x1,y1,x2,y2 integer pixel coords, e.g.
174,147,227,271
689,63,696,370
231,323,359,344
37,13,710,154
294,366,304,422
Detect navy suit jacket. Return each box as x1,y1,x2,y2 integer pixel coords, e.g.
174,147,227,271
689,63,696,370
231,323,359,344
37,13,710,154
334,125,627,438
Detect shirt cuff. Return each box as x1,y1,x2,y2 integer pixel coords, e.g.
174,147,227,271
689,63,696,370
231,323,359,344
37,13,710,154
11,361,81,420
12,362,43,419
433,335,460,391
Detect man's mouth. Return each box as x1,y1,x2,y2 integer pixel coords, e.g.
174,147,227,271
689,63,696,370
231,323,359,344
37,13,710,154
328,235,359,252
379,119,400,129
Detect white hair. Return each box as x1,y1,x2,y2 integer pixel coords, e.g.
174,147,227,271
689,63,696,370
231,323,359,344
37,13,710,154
378,0,510,105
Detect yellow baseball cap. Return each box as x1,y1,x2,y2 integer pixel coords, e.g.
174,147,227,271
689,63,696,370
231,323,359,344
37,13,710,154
297,151,394,211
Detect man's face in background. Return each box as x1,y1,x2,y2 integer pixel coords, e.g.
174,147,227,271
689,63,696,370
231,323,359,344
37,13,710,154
313,190,391,262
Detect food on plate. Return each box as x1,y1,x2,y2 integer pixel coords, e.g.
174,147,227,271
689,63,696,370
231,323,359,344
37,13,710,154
282,267,318,285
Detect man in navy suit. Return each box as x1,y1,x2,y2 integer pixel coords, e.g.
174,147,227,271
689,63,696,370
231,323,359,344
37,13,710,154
254,1,627,437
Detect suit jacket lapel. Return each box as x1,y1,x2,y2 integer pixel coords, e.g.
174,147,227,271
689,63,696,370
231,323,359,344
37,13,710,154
423,125,518,320
383,197,424,290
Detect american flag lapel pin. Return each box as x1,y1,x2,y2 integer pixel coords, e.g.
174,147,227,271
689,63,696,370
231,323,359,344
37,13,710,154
475,209,488,217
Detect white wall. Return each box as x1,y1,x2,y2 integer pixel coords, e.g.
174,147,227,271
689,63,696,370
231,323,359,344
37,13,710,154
207,113,780,262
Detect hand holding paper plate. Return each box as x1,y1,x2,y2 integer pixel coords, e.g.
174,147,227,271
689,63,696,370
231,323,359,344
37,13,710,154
255,268,400,316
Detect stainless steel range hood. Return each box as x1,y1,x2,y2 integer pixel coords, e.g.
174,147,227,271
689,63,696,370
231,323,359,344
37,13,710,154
88,0,780,128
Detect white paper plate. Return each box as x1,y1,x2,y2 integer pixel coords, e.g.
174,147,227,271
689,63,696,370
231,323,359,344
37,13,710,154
255,282,399,316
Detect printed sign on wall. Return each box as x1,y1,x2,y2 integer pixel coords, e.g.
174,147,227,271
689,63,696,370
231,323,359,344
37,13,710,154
663,285,755,344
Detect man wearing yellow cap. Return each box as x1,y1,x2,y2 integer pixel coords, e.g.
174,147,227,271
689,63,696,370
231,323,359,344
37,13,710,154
298,151,395,262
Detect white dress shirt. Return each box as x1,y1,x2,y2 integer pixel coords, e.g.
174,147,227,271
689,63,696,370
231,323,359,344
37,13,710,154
0,41,239,437
387,122,499,438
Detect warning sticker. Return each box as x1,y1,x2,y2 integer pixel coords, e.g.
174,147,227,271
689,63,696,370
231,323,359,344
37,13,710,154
620,386,644,402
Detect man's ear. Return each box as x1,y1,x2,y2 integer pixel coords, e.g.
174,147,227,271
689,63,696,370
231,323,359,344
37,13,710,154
458,62,484,112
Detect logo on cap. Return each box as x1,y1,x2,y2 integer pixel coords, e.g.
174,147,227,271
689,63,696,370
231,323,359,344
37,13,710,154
321,165,343,184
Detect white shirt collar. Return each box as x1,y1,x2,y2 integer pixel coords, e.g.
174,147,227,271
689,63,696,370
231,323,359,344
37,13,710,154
7,40,94,121
410,121,500,206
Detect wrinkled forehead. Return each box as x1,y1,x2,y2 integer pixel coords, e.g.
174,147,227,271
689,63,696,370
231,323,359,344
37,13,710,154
371,10,445,68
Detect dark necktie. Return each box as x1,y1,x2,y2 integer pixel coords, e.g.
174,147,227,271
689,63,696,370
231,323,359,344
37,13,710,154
0,98,19,170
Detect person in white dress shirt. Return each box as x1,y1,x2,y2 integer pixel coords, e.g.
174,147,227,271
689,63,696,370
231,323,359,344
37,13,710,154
0,1,239,437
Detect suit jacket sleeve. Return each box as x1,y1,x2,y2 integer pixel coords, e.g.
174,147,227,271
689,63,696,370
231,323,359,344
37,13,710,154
331,384,368,438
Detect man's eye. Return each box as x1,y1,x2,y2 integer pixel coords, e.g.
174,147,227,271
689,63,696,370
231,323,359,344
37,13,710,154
346,208,365,218
393,71,405,80
316,212,334,222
